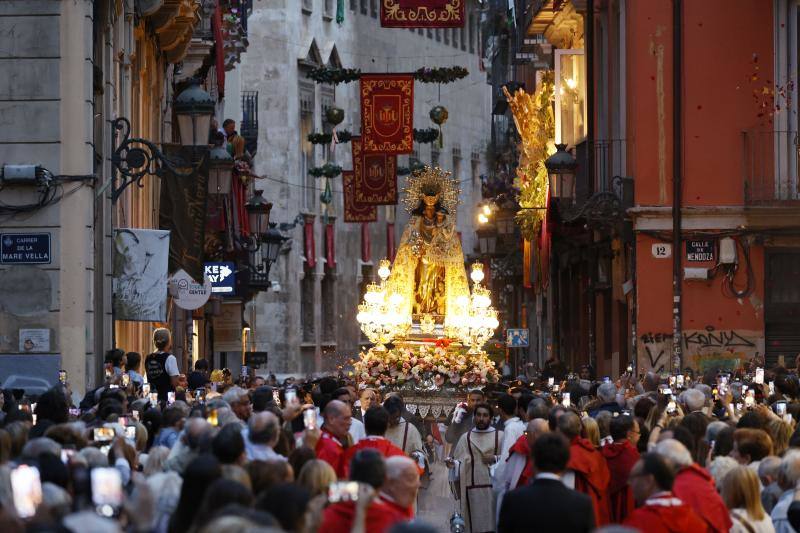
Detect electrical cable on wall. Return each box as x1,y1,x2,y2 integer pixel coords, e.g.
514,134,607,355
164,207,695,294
721,238,755,299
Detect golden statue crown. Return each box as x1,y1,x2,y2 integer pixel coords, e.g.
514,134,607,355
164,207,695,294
401,165,461,215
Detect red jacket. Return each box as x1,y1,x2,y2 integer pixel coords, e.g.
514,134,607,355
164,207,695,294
343,437,407,478
601,439,639,523
316,428,347,479
672,463,732,533
569,436,611,526
377,492,414,520
319,500,406,533
507,434,533,488
624,492,708,533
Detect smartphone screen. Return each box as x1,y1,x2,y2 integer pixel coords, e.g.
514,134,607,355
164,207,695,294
91,467,122,516
777,402,787,416
11,465,42,518
207,408,219,427
769,381,776,396
167,392,175,404
273,389,281,406
562,392,571,408
676,375,685,388
285,389,297,405
755,368,764,385
547,377,555,387
303,408,317,430
142,383,151,396
93,427,115,442
59,370,67,384
121,373,130,387
667,401,677,414
149,392,159,405
124,426,136,442
328,481,359,503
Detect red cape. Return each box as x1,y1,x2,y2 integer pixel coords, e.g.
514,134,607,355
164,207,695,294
343,437,407,478
316,429,347,479
672,463,732,533
601,440,639,523
569,437,611,526
319,500,406,533
508,434,533,488
624,494,708,533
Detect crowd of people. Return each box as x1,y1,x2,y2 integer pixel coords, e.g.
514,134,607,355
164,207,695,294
3,329,800,533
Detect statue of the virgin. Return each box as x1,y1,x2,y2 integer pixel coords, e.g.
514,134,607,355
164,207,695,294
388,167,470,328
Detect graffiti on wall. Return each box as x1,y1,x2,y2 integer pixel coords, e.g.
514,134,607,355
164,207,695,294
637,326,762,373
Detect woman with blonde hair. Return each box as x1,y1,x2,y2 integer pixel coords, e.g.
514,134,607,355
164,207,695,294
297,459,336,497
767,418,792,457
721,465,775,533
581,415,600,447
298,460,337,533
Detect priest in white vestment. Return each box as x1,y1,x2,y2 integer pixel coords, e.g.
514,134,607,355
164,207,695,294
449,403,503,533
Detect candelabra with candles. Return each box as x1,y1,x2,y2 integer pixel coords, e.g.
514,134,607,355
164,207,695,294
448,262,500,354
356,259,412,351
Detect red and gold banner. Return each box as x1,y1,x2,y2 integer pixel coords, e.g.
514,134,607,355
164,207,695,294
352,137,398,205
304,216,316,269
380,0,465,28
360,75,414,154
343,171,378,223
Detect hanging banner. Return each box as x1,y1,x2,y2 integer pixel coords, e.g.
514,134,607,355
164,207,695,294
360,75,414,154
352,137,398,205
304,216,317,269
343,171,378,223
325,223,337,269
112,228,170,322
159,145,208,283
380,0,465,29
386,222,396,261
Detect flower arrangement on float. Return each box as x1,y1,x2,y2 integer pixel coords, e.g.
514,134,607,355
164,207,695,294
352,340,500,389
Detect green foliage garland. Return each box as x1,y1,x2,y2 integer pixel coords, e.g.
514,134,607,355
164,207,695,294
306,66,469,85
309,163,343,178
307,130,353,145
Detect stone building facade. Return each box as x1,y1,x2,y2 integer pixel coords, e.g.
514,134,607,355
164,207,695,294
235,0,492,374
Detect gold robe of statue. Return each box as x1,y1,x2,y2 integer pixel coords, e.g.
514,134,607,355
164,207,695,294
388,167,469,326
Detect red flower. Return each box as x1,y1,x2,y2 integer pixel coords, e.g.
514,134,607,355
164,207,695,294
435,338,452,349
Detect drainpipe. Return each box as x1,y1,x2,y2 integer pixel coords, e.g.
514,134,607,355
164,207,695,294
586,0,596,369
671,0,683,372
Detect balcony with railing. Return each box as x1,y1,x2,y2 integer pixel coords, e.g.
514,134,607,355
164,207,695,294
574,138,628,197
742,130,800,205
241,90,258,157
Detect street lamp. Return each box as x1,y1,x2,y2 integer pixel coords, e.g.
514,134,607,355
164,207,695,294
261,223,287,267
174,80,216,148
109,80,215,203
544,143,577,203
208,145,234,195
244,190,272,250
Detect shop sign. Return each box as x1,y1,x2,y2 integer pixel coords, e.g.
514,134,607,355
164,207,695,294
204,262,236,295
245,351,268,366
1,233,51,264
169,269,211,310
686,240,715,262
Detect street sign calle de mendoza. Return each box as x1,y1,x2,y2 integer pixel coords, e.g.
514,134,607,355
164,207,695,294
1,233,51,264
686,240,715,262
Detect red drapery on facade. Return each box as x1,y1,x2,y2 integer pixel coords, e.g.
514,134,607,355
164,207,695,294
326,222,337,269
212,0,225,98
304,217,316,269
483,258,491,288
523,239,532,289
539,192,551,289
361,222,371,263
386,222,395,261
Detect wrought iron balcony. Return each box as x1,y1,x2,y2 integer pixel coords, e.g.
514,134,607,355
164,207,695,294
742,130,800,205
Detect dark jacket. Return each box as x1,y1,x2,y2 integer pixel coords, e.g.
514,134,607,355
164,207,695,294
498,477,595,533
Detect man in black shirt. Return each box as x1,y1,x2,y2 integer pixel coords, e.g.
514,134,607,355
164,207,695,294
145,328,180,402
187,359,210,391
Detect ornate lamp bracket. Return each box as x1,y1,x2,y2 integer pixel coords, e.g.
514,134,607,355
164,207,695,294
109,117,198,203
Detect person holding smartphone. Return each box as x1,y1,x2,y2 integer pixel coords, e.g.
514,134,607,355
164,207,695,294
144,328,180,403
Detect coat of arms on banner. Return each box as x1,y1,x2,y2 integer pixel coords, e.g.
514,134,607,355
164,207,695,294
360,75,414,154
380,0,465,29
352,137,398,205
343,171,378,223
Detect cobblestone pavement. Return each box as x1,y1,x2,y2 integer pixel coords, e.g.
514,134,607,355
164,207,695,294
416,461,459,532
